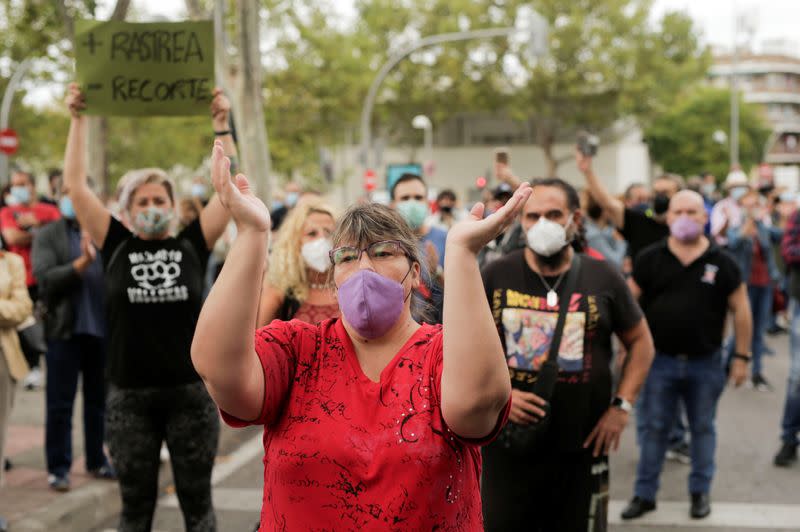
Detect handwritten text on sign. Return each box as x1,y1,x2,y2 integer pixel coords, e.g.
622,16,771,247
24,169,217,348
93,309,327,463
75,20,214,116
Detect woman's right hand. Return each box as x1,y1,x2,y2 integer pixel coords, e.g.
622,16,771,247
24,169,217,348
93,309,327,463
65,83,85,118
210,140,270,233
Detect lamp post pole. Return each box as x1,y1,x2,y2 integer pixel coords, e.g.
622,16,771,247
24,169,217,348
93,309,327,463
0,59,32,184
356,15,548,201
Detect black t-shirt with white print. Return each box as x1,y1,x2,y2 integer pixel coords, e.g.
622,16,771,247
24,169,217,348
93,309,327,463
481,249,643,453
633,240,741,357
101,217,210,388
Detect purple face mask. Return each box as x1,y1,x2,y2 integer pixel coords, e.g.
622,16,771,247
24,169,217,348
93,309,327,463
337,268,411,339
670,215,703,242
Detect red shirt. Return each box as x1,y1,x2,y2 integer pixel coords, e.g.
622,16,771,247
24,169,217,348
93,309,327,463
222,319,509,531
0,203,61,286
749,239,770,287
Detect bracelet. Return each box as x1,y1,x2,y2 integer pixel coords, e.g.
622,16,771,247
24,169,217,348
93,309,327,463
732,353,751,363
214,130,231,136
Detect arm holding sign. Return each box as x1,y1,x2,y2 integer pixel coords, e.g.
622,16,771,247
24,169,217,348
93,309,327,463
63,83,111,248
198,88,235,250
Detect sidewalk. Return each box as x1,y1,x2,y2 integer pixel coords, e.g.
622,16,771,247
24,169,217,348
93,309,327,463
0,375,260,532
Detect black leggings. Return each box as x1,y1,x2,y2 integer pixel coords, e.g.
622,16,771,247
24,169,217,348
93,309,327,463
106,381,220,532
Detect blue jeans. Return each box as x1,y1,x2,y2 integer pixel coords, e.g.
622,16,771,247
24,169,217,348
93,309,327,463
45,335,108,476
636,395,686,448
747,285,772,376
634,351,726,500
780,299,800,445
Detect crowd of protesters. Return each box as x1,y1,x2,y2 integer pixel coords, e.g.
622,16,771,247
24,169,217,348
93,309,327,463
0,84,798,532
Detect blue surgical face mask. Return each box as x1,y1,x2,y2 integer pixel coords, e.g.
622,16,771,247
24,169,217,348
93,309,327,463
286,192,300,208
397,200,429,230
59,196,76,219
730,187,748,201
10,186,31,205
191,183,207,198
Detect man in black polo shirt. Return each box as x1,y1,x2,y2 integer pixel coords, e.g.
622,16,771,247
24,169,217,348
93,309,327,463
621,190,752,521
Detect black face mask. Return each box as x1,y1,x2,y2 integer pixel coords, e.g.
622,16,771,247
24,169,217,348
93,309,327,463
439,205,453,214
587,204,603,220
653,193,670,215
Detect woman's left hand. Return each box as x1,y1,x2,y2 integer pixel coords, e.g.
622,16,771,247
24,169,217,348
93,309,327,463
446,183,532,255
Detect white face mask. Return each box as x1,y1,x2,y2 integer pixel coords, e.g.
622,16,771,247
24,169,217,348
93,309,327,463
526,216,572,257
301,238,333,273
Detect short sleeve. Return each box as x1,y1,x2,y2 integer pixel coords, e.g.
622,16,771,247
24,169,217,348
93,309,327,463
220,319,317,428
718,250,743,298
100,217,132,265
179,219,212,263
428,329,511,447
605,262,644,333
41,204,61,223
631,248,652,293
0,207,18,230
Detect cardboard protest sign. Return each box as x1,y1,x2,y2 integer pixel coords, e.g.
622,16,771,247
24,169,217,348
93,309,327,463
75,20,214,116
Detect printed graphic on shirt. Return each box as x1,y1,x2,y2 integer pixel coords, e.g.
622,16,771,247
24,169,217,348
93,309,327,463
501,307,586,372
701,263,719,285
126,249,189,303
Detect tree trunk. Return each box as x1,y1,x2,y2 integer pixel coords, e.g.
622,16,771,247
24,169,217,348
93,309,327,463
234,0,272,202
538,125,559,178
60,0,130,195
86,117,109,194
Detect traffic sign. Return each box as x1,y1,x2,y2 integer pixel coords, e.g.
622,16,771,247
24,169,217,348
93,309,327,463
364,169,377,191
0,129,19,155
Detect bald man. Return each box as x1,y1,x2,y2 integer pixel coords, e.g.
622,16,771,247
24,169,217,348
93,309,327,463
621,190,753,521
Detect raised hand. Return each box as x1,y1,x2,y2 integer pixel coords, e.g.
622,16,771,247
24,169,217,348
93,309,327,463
65,83,86,118
210,140,270,233
446,182,532,255
575,148,592,176
210,87,231,129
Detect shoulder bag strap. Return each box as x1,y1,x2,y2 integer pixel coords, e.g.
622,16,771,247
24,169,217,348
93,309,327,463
546,253,582,362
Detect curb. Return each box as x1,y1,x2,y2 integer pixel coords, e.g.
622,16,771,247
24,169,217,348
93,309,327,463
8,426,261,532
10,481,122,532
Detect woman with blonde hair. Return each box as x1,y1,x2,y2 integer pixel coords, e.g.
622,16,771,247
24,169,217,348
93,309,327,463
0,249,33,532
257,199,339,326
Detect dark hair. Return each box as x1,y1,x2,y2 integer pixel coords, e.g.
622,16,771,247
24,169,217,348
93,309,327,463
48,169,62,182
624,183,647,201
436,189,456,203
11,170,33,186
390,173,426,200
655,173,685,191
529,177,581,212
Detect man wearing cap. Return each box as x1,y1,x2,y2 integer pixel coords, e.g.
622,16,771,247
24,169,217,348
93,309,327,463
710,169,750,246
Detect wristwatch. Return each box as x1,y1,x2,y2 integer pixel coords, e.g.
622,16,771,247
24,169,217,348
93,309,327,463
611,396,633,413
732,352,751,363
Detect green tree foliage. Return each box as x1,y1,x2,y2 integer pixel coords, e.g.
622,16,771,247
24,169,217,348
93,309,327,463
645,87,771,179
2,0,712,188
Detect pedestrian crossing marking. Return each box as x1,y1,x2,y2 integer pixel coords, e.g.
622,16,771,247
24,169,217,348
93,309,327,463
609,500,800,529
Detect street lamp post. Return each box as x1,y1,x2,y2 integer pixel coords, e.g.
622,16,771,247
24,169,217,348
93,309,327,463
412,114,433,178
0,59,32,184
356,13,548,199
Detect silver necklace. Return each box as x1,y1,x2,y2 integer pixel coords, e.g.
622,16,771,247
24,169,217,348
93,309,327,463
533,270,567,307
309,282,328,290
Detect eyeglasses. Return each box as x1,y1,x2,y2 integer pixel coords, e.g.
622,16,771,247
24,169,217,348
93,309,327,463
329,240,407,267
